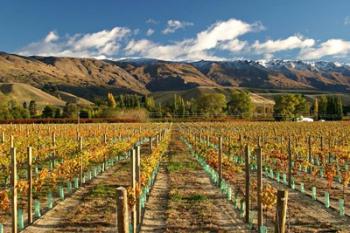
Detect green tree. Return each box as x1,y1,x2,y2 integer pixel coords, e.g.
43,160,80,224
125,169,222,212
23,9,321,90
145,96,156,111
54,108,62,118
63,103,79,118
29,100,37,117
79,109,92,118
326,95,343,120
42,106,55,118
227,90,253,118
197,93,226,116
318,95,328,119
273,94,308,121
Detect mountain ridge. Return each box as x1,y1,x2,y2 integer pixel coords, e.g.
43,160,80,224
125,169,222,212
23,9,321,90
0,52,349,102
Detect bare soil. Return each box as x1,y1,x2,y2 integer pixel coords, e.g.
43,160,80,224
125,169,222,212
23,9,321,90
140,130,250,233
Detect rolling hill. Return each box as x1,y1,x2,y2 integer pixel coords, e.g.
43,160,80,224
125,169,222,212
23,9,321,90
0,83,65,106
0,52,349,107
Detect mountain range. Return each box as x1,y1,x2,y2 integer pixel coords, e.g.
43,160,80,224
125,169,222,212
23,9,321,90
0,51,349,104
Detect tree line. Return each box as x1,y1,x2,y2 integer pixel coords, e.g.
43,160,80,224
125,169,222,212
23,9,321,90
0,92,345,121
273,94,343,121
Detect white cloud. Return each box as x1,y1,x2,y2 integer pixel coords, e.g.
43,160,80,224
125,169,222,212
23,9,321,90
252,35,315,54
125,18,260,61
299,39,350,60
146,28,155,36
44,31,59,43
219,39,247,52
19,27,131,59
146,18,158,24
162,20,194,34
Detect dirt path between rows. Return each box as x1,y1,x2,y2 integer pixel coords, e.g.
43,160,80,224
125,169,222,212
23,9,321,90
140,129,250,233
22,159,130,233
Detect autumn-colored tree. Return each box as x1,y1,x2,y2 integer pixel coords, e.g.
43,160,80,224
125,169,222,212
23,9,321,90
107,93,117,108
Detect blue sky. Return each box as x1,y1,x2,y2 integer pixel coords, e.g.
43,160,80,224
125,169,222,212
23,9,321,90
1,0,350,61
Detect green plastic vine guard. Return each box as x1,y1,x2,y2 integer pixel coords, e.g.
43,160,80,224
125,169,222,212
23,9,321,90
312,187,317,200
34,199,41,217
339,199,345,216
58,186,64,200
276,173,280,183
227,187,232,200
47,192,53,209
240,201,245,217
300,183,305,193
0,223,3,233
259,225,268,233
291,180,295,190
234,194,239,209
74,177,79,189
320,169,324,178
282,174,287,184
89,171,92,180
93,167,97,177
324,192,330,208
18,208,24,230
337,176,342,183
35,166,39,174
67,181,72,193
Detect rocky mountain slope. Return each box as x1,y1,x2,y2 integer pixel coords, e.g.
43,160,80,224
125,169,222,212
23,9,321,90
0,52,349,102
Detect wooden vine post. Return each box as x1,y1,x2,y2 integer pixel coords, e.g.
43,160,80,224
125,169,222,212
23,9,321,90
52,132,56,168
103,133,107,171
131,148,137,233
244,145,250,224
275,190,288,233
287,138,292,188
218,136,223,186
149,136,153,153
116,187,129,233
28,147,33,224
10,135,14,148
308,135,312,173
79,137,83,186
11,147,17,233
256,147,263,230
136,145,141,227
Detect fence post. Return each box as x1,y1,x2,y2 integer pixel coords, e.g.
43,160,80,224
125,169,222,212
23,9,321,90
288,138,292,188
116,187,129,233
79,137,83,186
275,190,288,233
308,136,312,173
218,136,223,186
149,136,153,153
52,132,56,169
256,147,263,230
136,145,141,227
245,145,250,224
131,149,136,233
28,147,33,224
11,147,17,233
